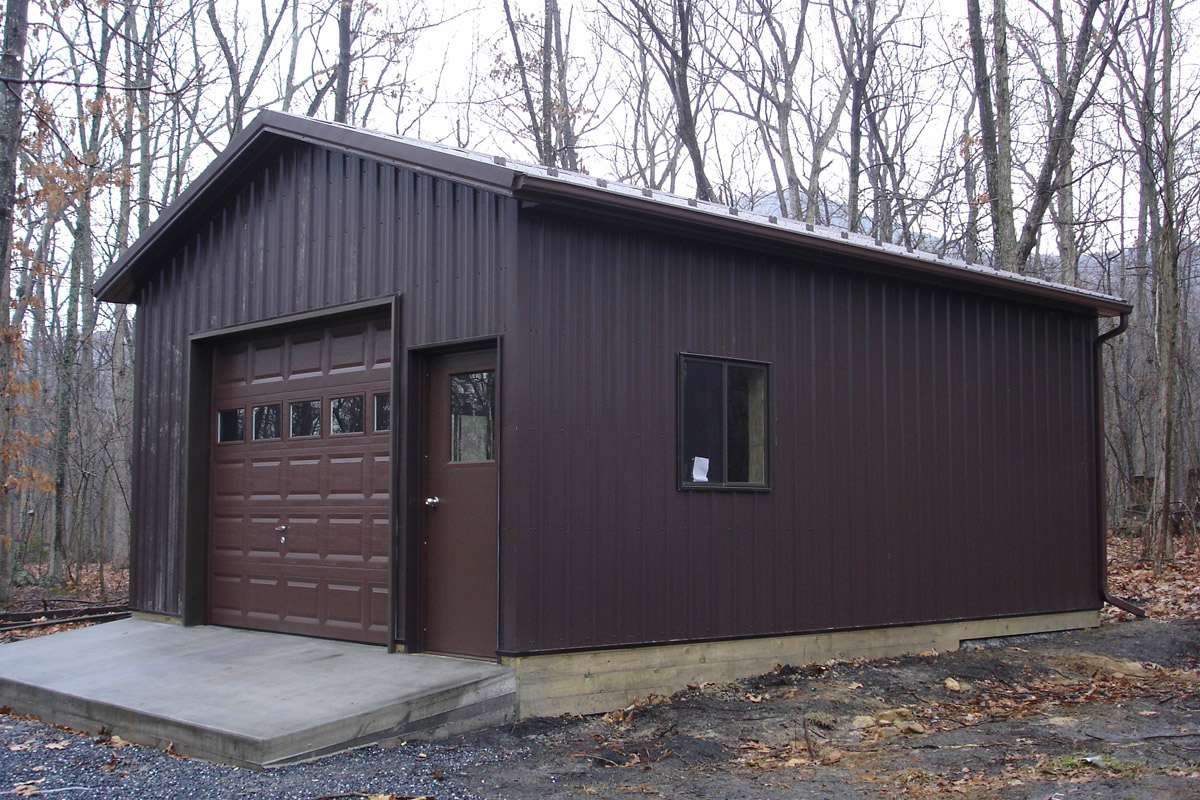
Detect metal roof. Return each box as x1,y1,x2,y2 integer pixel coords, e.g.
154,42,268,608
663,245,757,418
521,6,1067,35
94,111,1131,317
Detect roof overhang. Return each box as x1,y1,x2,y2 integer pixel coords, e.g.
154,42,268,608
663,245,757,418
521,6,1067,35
510,175,1132,319
96,111,1132,319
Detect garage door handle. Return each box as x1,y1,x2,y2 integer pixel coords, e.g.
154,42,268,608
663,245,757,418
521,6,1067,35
275,525,288,531
424,496,440,508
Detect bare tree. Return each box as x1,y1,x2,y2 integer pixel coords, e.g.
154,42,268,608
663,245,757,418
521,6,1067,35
603,0,717,200
500,0,586,168
966,0,1127,272
0,0,29,602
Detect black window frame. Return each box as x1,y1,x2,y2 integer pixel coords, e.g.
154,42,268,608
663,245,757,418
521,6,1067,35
677,353,771,492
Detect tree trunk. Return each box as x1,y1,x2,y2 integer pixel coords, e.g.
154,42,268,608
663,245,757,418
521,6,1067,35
1052,0,1077,285
848,75,863,232
963,111,980,263
50,201,85,582
334,0,352,123
670,0,713,201
0,0,29,603
966,0,1017,270
1147,0,1178,572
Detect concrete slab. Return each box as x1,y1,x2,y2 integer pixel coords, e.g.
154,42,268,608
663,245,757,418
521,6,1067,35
0,619,515,768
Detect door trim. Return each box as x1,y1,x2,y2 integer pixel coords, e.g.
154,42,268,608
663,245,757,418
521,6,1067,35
403,337,501,656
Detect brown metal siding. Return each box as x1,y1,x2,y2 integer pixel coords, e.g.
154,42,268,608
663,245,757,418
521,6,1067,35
499,210,1100,654
128,142,515,618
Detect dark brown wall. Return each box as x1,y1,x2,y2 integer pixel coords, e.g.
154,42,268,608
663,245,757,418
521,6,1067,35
498,209,1100,654
130,141,516,618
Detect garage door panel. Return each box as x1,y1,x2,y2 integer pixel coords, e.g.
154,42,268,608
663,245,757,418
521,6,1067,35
372,324,391,366
247,458,285,500
283,456,322,500
281,515,321,559
328,455,368,500
215,346,249,388
371,455,390,499
330,327,371,373
212,456,247,499
281,580,319,623
288,333,324,379
209,316,391,646
250,340,285,384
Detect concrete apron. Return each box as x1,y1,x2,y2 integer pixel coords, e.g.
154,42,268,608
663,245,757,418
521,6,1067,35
0,619,516,768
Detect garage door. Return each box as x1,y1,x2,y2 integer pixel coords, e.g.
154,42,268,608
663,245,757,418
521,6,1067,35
208,317,392,644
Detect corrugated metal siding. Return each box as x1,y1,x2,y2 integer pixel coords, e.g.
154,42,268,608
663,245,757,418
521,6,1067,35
499,210,1099,654
128,142,514,616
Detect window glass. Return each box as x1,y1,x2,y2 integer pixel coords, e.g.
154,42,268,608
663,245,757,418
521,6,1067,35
217,408,244,443
252,404,281,440
680,356,768,488
726,365,767,483
330,395,364,434
374,392,391,432
450,371,495,462
290,400,321,438
681,359,725,484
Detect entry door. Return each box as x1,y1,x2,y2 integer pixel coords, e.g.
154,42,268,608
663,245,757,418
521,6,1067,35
208,318,392,644
421,349,498,659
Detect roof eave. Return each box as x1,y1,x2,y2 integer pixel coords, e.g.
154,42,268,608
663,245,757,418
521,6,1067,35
511,174,1132,319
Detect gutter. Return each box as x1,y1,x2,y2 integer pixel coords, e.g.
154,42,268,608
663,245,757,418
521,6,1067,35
1094,313,1145,617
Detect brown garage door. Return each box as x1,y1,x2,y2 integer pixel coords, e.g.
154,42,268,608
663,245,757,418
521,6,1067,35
208,317,392,644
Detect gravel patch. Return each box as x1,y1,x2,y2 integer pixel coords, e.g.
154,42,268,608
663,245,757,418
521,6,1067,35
0,715,515,799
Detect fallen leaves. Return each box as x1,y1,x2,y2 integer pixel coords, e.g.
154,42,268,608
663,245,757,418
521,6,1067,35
1104,535,1200,622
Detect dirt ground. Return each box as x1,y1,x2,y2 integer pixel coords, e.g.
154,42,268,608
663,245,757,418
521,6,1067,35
4,616,1196,799
2,544,1198,799
444,617,1200,800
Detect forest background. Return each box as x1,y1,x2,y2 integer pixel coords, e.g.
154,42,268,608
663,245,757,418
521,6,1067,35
0,0,1194,602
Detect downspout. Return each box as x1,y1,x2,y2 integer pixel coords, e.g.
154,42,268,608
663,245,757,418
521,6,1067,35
1094,313,1145,617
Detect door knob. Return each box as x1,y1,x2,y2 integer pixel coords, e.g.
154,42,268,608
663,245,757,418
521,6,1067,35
425,496,440,508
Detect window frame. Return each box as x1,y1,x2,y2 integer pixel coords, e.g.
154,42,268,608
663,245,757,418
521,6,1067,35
676,352,771,492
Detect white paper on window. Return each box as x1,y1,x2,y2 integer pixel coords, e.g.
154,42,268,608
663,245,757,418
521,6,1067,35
691,456,709,483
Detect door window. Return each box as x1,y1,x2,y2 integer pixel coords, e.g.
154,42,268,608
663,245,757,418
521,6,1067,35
450,371,495,462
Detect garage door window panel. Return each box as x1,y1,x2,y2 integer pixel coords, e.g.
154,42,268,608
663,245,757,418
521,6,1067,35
217,408,245,443
374,393,390,432
252,404,281,441
331,395,365,435
290,400,322,438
